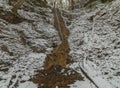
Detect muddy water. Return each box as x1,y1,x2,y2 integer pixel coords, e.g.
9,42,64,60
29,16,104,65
32,8,83,88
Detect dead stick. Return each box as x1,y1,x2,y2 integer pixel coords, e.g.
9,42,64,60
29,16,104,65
80,66,99,88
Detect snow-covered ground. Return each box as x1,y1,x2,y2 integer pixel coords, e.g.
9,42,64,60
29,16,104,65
0,0,120,88
68,0,120,88
0,6,60,87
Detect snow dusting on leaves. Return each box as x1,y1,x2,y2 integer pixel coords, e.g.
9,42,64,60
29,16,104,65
0,0,120,88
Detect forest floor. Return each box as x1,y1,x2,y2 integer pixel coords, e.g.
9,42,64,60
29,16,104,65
0,0,120,88
32,8,83,88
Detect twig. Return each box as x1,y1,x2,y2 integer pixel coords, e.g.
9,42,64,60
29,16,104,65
78,59,99,88
80,66,99,88
9,74,19,88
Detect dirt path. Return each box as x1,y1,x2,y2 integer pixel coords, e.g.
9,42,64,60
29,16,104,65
32,8,83,88
44,8,70,70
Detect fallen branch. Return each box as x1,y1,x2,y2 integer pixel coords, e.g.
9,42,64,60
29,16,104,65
80,65,99,88
78,58,113,88
9,74,19,88
77,56,99,88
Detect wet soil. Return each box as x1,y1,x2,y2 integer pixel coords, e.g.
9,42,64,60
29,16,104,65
32,65,83,88
44,40,69,70
32,8,83,88
44,8,70,70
